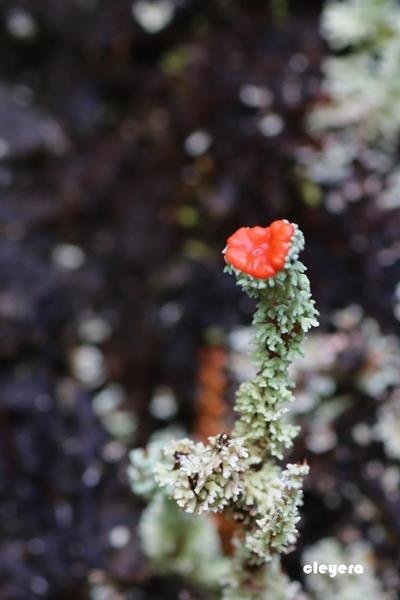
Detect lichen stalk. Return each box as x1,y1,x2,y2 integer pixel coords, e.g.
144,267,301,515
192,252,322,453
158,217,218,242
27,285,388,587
230,225,319,460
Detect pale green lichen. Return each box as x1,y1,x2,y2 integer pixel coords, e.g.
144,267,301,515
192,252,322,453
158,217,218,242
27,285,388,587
140,493,229,586
128,430,229,588
224,556,307,600
231,229,318,459
130,224,318,598
299,0,400,204
155,434,252,514
128,429,179,499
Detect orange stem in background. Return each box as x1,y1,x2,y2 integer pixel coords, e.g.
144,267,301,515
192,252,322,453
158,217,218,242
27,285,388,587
194,346,236,553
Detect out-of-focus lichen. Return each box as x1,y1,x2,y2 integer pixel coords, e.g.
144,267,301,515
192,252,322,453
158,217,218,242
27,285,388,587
139,493,228,585
89,570,124,600
375,390,400,461
92,384,137,445
224,555,307,600
298,0,400,210
303,538,393,600
290,306,400,455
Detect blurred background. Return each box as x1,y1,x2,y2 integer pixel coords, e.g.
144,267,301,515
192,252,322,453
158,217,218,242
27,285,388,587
0,0,400,598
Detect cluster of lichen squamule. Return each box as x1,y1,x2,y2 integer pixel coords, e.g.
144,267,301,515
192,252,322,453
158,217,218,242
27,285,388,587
129,220,318,599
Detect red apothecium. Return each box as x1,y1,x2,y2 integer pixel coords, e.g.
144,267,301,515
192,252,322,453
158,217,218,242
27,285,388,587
224,220,294,279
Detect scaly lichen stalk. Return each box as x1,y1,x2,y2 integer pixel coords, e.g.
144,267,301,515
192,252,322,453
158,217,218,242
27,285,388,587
132,220,318,599
230,224,318,461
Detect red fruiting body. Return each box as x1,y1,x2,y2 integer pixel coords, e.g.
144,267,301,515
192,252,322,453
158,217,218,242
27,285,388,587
224,220,294,279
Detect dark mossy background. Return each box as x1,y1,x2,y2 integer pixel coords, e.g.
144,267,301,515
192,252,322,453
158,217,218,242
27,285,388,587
0,1,399,598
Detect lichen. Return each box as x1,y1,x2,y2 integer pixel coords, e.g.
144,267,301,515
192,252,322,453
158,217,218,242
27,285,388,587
298,0,400,210
130,222,318,598
128,429,229,588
